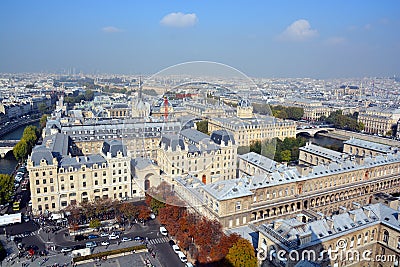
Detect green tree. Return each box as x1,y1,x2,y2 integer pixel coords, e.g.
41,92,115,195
196,120,209,135
150,197,165,215
89,219,101,229
225,238,257,267
280,150,291,162
249,141,261,154
40,114,48,129
0,174,14,204
13,140,29,161
84,89,94,101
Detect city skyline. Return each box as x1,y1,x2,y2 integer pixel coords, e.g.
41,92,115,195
1,0,399,78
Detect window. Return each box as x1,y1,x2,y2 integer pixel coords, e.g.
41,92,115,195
38,198,41,202
35,172,39,177
70,175,73,181
83,182,86,187
36,188,40,194
50,178,53,183
397,237,400,249
52,203,55,209
236,201,241,211
49,171,52,175
103,179,106,184
36,180,39,185
383,230,389,244
82,174,86,179
71,183,74,189
60,176,64,182
43,179,46,184
95,180,98,186
42,171,46,176
50,186,54,192
94,172,98,178
61,201,67,207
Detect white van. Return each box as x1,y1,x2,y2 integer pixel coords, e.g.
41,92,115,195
177,251,187,263
160,226,168,236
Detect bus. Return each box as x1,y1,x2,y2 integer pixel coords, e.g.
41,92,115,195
12,201,20,211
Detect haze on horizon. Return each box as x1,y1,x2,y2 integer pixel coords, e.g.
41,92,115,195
1,0,399,79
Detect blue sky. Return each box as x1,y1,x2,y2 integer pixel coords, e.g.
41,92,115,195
1,0,399,78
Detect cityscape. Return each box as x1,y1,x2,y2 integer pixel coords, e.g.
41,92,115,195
1,1,400,267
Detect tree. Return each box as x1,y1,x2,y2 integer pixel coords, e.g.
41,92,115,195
196,120,209,135
84,90,94,101
40,114,48,129
118,202,138,222
137,205,151,223
149,197,165,215
89,219,101,229
225,238,258,267
0,174,14,204
280,150,291,162
13,140,29,161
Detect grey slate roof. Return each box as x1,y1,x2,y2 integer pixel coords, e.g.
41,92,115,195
159,134,185,151
102,140,127,157
30,145,55,166
300,143,346,162
210,129,235,145
344,138,394,153
59,154,107,168
131,157,154,170
180,128,210,144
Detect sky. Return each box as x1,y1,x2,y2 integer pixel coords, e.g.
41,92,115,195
0,0,399,78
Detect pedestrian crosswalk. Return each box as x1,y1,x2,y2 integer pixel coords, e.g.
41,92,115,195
147,236,169,245
12,230,39,239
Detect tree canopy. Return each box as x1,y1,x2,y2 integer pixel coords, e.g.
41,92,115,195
0,174,14,205
324,110,364,132
225,238,258,267
196,120,209,135
252,103,304,120
13,125,39,161
250,137,307,162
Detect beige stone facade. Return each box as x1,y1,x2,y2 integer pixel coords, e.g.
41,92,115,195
27,135,142,215
358,107,400,135
157,129,237,184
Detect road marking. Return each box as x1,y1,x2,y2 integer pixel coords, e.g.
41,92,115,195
148,237,169,245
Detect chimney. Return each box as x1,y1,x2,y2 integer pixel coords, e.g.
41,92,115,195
349,211,356,221
352,202,361,209
298,231,312,246
296,165,312,176
76,156,80,162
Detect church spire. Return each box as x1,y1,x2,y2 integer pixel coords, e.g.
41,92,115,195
138,76,142,100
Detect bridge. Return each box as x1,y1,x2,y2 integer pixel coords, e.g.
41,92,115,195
0,140,19,158
296,127,335,137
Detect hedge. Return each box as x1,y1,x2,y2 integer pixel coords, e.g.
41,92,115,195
73,244,147,263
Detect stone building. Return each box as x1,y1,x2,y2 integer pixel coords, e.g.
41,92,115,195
258,203,400,267
358,107,400,136
174,143,400,229
27,133,142,215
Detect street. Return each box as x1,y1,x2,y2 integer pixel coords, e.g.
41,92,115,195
1,213,187,267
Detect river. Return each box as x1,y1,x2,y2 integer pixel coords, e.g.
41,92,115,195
0,121,40,174
306,133,344,151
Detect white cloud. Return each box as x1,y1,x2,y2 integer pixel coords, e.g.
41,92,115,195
102,26,123,33
160,12,198,28
279,19,318,41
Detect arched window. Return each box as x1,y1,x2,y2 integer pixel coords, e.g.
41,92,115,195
383,230,389,244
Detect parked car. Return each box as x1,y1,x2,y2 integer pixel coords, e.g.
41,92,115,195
169,240,176,247
177,251,188,263
172,245,181,254
108,234,120,240
159,226,168,236
87,234,99,239
101,241,110,246
60,247,72,253
133,236,143,241
74,235,87,241
85,241,97,248
100,232,109,237
122,237,132,242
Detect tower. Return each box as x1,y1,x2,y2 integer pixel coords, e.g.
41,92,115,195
236,99,253,118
